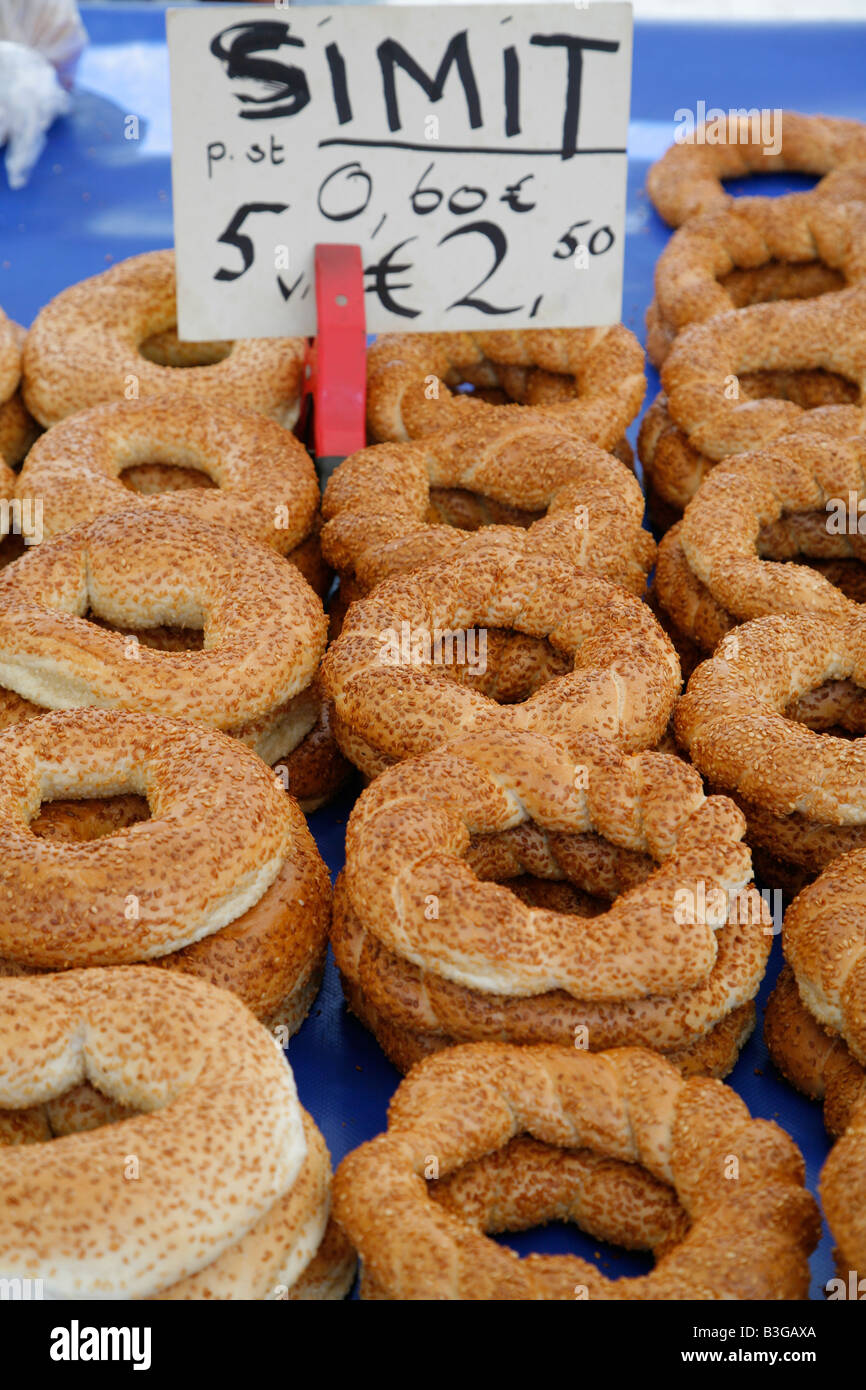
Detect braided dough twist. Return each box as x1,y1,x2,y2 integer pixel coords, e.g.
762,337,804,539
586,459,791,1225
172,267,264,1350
661,285,866,463
320,540,680,775
676,612,866,825
646,112,866,227
333,1041,819,1299
647,188,866,367
366,327,645,451
655,411,866,652
322,415,654,600
340,729,755,1002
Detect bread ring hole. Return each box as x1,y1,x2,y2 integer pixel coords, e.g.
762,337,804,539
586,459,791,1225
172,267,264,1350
425,488,541,531
429,1136,687,1276
739,367,858,408
720,259,846,310
83,610,204,652
439,627,569,704
783,678,866,737
120,462,217,495
466,834,655,902
0,532,27,568
138,327,233,368
453,363,578,407
111,437,221,495
0,1082,140,1144
29,793,151,842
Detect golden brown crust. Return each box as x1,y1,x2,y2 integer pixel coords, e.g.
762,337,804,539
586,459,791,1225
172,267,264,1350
647,259,848,369
321,416,655,600
0,510,327,735
320,540,680,776
337,729,759,1008
782,848,866,1063
0,707,308,969
285,1217,357,1301
763,966,866,1279
0,309,20,406
646,113,866,227
333,1041,819,1299
647,188,866,365
333,847,769,1055
640,374,858,513
342,965,755,1081
17,395,321,556
278,695,352,813
0,966,310,1298
22,250,306,428
675,612,866,825
366,327,645,452
765,965,866,1141
661,286,866,464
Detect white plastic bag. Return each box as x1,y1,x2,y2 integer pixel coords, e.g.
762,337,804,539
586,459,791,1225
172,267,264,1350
0,0,87,87
0,0,87,189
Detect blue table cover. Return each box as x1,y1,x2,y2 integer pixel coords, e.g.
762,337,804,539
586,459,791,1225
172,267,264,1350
3,3,866,1300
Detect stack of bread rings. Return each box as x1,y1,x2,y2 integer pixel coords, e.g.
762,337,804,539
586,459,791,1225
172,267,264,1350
0,508,346,809
0,706,331,1036
0,968,355,1299
764,854,866,1285
640,114,866,529
332,728,771,1077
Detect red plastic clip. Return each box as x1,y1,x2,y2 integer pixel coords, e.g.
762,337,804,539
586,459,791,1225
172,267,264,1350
309,244,367,483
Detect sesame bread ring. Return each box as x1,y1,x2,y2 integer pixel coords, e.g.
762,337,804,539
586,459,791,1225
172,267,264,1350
321,415,655,601
16,395,321,564
0,966,312,1299
765,966,866,1140
0,708,300,969
677,412,866,623
734,798,866,877
655,535,866,667
0,308,20,406
646,259,848,368
22,250,306,429
320,539,680,776
646,112,866,227
764,966,866,1285
783,846,866,1065
0,1073,353,1302
638,378,859,514
333,870,767,1060
0,786,331,1034
333,1041,819,1299
366,327,645,452
339,729,755,1003
675,612,866,826
0,509,326,738
646,191,866,369
661,285,866,465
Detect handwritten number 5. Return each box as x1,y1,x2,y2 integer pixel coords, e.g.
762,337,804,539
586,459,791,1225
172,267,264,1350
440,221,521,316
214,202,289,281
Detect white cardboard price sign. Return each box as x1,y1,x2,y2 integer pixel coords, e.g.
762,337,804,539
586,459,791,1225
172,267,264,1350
167,3,633,338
